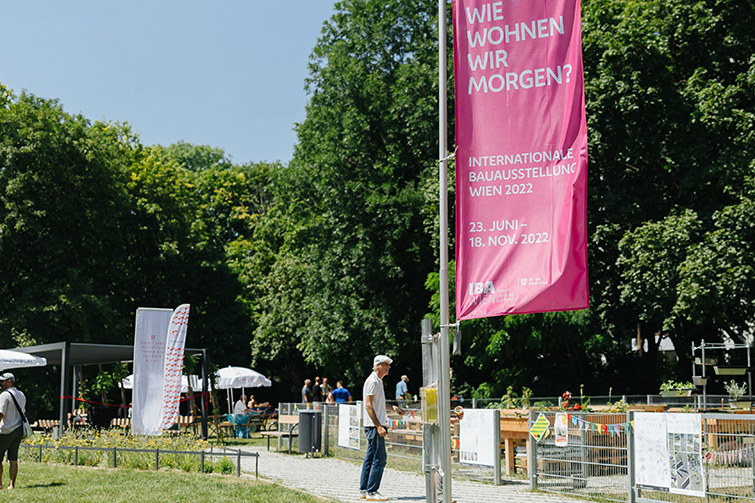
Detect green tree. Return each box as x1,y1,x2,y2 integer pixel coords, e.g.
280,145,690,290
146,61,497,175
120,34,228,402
249,0,442,389
0,87,263,411
583,0,755,384
0,88,134,347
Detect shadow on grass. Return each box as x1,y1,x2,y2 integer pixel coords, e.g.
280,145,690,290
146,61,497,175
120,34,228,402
23,482,66,488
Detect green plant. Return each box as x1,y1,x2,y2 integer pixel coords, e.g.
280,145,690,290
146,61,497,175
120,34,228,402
520,387,533,409
532,400,554,410
660,380,693,392
217,456,235,475
724,380,748,400
486,386,534,409
501,386,518,408
606,399,628,413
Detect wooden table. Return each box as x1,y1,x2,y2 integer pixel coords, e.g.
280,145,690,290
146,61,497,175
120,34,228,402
499,413,529,475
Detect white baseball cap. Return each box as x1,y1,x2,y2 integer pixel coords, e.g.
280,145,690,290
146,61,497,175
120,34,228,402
373,355,393,367
0,372,15,383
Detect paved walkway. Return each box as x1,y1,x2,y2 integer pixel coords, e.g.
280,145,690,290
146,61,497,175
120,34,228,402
229,445,571,503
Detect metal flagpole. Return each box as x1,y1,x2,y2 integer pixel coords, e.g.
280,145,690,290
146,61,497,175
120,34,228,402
438,0,452,502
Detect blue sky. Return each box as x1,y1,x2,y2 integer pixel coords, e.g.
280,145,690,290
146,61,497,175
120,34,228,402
1,0,338,165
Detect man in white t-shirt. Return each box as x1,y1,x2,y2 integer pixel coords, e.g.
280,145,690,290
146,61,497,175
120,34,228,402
234,394,250,416
359,355,404,501
0,373,26,490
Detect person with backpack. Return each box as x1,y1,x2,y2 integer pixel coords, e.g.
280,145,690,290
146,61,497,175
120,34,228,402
0,373,27,490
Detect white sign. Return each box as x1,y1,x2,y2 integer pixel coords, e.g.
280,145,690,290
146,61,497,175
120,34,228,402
667,413,704,496
634,412,704,497
459,408,497,467
338,403,362,450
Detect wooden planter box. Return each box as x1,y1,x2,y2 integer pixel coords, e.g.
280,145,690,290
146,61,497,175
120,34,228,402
729,400,752,410
714,366,748,375
661,389,692,397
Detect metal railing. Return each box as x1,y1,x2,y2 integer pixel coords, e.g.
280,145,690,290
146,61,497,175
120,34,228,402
21,444,259,478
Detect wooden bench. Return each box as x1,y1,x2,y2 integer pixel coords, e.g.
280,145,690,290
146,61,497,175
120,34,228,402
111,417,131,431
260,414,299,454
175,415,199,430
239,415,267,437
31,419,60,434
206,415,235,439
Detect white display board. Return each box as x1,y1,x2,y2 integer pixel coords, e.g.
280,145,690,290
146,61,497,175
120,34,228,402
459,408,497,467
338,403,362,450
634,412,704,497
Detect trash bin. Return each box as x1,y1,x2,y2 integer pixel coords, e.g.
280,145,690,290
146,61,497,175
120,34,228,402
298,410,322,454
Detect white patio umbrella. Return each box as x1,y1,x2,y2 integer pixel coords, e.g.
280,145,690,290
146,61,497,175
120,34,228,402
215,366,272,414
215,366,272,389
0,349,47,370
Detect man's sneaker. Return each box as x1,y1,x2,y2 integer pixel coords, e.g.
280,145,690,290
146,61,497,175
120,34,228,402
366,492,389,501
359,490,367,499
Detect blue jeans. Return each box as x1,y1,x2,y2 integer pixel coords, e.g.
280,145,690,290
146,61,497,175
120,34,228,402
360,426,387,493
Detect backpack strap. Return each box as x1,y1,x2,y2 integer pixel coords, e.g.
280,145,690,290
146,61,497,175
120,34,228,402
3,390,28,424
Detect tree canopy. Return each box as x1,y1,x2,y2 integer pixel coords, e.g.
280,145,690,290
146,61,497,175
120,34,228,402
1,0,754,409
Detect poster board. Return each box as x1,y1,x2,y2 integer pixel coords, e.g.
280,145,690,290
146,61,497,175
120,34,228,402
338,403,362,450
459,408,497,467
634,412,704,497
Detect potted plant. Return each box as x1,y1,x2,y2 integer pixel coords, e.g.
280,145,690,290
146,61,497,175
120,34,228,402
724,380,750,409
660,380,694,397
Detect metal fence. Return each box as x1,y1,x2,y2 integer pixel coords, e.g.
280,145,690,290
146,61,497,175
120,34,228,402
531,411,630,501
20,444,259,477
280,402,499,483
281,401,755,502
530,411,755,503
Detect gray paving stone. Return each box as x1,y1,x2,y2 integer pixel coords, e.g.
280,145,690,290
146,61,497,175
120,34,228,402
227,446,575,503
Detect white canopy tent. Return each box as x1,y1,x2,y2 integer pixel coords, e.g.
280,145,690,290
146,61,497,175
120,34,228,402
120,374,206,393
0,349,47,370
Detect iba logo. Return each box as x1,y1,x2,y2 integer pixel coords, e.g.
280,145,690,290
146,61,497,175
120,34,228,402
468,281,495,296
521,278,528,286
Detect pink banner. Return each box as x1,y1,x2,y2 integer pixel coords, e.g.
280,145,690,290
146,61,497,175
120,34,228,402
453,0,589,320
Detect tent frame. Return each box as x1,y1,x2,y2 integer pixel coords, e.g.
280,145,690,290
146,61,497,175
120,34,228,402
13,342,211,439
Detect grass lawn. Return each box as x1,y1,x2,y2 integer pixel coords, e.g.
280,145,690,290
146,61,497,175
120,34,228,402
0,462,338,503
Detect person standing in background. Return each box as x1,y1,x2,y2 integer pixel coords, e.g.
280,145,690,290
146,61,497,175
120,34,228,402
395,375,409,409
360,355,405,501
330,381,352,403
321,377,332,398
0,373,26,490
312,376,323,402
302,379,313,405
